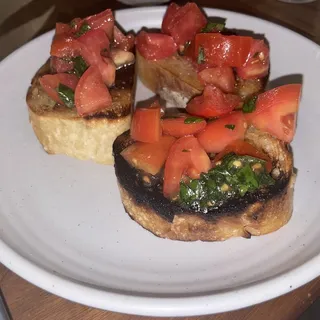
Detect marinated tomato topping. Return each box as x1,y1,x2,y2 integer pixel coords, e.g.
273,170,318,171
122,81,301,210
40,8,135,117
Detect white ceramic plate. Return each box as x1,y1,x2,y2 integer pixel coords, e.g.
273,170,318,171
0,7,320,317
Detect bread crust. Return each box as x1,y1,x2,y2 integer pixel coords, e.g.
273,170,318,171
26,60,136,165
136,51,267,108
113,128,295,241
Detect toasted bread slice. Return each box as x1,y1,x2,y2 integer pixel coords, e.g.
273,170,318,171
113,127,295,241
136,51,268,108
27,60,136,165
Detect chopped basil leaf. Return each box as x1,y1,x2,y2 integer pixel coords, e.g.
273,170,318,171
57,84,75,108
182,149,190,152
72,56,88,78
184,116,205,124
242,95,258,113
179,154,275,211
201,22,225,33
69,19,77,28
225,124,235,130
197,46,205,64
75,22,91,37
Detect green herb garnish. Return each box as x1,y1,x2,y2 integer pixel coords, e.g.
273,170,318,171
57,84,75,108
182,149,190,152
179,154,275,211
75,22,91,37
72,56,88,78
242,95,258,113
201,22,225,33
69,19,77,28
197,46,205,64
225,124,235,130
184,116,205,124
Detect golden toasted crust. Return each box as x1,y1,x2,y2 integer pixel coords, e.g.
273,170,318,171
114,127,295,241
26,60,135,164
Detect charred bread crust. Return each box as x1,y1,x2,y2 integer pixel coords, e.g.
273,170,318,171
113,128,295,241
27,60,136,165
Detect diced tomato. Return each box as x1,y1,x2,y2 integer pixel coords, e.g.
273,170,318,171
50,34,81,58
198,67,235,93
55,23,71,35
197,112,247,153
78,29,110,57
39,73,78,105
213,140,272,172
246,84,302,142
236,40,270,80
162,3,180,34
161,116,206,137
136,31,177,60
193,33,253,67
186,85,241,118
100,57,116,87
121,136,176,175
84,8,114,40
50,56,74,73
77,29,115,86
161,3,207,47
113,26,135,51
163,136,211,198
74,66,112,116
131,102,162,143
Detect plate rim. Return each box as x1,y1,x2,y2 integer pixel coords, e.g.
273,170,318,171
0,6,320,317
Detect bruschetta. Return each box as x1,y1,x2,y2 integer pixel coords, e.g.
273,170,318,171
113,84,301,241
27,9,136,164
136,2,269,108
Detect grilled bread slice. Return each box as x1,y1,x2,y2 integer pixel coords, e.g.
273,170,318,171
27,60,135,165
113,127,295,241
136,51,268,109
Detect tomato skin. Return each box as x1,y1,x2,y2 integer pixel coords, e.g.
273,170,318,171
197,112,247,153
198,67,235,93
84,8,114,40
39,73,78,105
246,84,302,142
162,3,180,35
121,136,176,175
236,40,270,80
113,26,135,51
50,56,74,73
162,3,207,47
55,23,71,35
50,34,81,58
131,102,162,143
194,33,253,67
213,140,272,172
186,85,241,118
136,31,177,60
77,29,115,86
74,66,112,116
161,116,206,137
163,136,211,198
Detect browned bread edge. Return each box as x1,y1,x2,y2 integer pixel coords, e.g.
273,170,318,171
26,60,136,165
